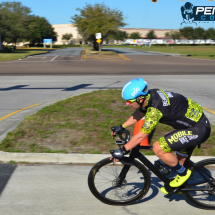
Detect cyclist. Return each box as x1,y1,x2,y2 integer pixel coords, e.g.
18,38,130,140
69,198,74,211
110,78,211,194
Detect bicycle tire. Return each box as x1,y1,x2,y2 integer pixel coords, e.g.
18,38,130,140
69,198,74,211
183,158,215,210
88,157,151,205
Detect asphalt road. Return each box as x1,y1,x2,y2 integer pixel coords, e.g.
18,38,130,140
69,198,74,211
0,164,214,215
0,47,215,75
0,48,215,214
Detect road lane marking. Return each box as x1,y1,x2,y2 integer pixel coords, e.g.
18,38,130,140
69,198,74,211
50,55,58,61
118,54,131,61
203,107,215,115
81,50,86,60
0,104,40,122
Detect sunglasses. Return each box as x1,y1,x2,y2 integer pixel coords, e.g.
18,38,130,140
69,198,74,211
126,99,137,104
126,97,145,104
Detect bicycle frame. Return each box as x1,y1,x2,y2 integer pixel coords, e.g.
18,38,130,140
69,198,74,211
118,145,215,194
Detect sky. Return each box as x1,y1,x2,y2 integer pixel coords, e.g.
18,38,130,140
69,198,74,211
3,0,215,29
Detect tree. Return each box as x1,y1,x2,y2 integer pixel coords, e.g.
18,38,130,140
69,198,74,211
146,30,157,39
0,1,31,46
25,15,57,46
193,27,205,43
114,30,128,40
62,33,73,44
170,31,181,42
165,31,181,43
179,27,194,41
129,32,141,39
205,28,215,41
71,3,126,50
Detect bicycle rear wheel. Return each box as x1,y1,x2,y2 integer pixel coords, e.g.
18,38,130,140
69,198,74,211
183,158,215,210
88,157,151,205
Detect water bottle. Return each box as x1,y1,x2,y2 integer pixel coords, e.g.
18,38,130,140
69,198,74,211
154,160,170,175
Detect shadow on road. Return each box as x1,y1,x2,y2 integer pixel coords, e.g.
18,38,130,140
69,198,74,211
0,163,17,196
134,170,194,207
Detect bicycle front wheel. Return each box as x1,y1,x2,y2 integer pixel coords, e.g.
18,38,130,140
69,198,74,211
88,157,151,205
183,158,215,210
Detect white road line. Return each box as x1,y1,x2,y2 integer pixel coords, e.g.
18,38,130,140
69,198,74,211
50,55,58,61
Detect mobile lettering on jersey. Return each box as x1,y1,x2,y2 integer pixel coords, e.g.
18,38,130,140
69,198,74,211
179,135,198,144
168,130,193,144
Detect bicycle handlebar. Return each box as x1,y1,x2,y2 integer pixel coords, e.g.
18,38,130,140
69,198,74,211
111,127,130,142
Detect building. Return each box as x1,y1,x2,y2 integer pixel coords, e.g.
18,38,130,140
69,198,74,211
52,24,83,45
52,24,179,45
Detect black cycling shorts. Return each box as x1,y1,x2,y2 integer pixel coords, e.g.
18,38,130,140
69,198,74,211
158,114,211,156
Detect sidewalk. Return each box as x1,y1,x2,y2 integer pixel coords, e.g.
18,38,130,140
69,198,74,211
0,151,214,164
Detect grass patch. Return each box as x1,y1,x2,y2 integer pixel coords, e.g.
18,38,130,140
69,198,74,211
0,50,48,62
0,89,214,156
104,45,215,60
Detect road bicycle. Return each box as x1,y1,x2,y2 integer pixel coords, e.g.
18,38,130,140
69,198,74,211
88,128,215,210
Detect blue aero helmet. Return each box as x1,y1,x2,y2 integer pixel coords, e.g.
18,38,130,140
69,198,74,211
122,78,148,100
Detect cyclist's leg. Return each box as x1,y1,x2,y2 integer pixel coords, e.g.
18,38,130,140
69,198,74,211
176,146,196,166
159,119,210,191
153,141,178,167
153,136,192,188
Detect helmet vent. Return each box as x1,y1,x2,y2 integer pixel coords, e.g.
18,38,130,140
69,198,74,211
143,86,148,93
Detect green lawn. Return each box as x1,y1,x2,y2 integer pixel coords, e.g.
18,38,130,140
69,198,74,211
0,50,48,62
104,45,215,60
0,89,214,156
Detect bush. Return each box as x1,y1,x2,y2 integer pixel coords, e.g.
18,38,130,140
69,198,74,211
0,46,12,53
51,44,81,48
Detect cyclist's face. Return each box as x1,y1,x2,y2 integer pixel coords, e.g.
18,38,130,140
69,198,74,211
126,98,145,109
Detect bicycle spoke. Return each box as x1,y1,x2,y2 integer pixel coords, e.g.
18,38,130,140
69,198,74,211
95,164,144,201
183,161,215,209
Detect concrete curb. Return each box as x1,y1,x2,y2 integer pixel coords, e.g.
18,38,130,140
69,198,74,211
0,151,214,164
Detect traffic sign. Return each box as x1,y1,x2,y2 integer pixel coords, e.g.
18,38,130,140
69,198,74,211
43,39,52,44
95,33,102,39
96,39,102,43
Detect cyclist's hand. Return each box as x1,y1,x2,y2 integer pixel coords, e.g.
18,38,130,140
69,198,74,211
110,148,124,161
111,125,125,135
110,156,119,163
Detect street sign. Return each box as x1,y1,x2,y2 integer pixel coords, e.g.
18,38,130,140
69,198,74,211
96,39,102,43
43,39,53,44
95,33,102,39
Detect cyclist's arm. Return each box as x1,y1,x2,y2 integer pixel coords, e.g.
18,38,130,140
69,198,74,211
123,109,145,128
124,131,149,151
124,107,163,150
